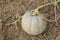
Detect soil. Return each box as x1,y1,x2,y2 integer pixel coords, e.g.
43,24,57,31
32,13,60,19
0,0,60,40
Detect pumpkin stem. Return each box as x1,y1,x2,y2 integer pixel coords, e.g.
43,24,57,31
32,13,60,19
32,11,39,16
34,0,60,13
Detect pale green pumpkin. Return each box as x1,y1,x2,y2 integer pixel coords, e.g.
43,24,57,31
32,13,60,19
21,10,47,35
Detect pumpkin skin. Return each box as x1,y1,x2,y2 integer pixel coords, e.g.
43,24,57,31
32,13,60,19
21,11,47,35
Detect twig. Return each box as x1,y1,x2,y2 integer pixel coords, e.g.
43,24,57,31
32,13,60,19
43,17,55,22
34,0,60,13
57,15,60,20
43,0,60,23
57,5,60,10
54,0,58,26
11,16,22,24
15,22,18,30
11,16,23,30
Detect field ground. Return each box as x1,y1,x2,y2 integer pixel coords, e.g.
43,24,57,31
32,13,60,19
0,0,60,40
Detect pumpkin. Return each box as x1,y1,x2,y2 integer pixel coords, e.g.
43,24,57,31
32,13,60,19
21,10,47,35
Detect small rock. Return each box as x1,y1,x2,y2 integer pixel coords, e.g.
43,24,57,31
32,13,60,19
56,35,60,40
0,19,2,30
0,19,4,40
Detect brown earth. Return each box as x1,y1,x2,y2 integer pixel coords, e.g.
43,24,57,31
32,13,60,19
0,0,60,40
